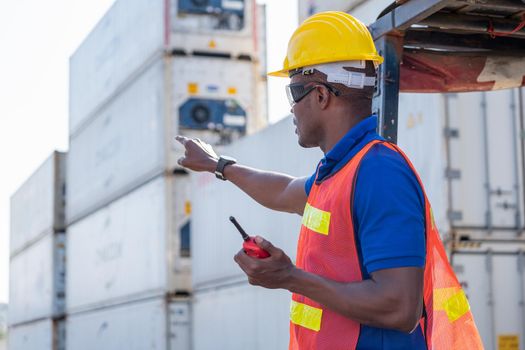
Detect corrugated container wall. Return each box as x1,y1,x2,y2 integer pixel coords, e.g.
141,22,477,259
66,297,190,350
69,0,265,136
8,233,66,326
192,284,289,350
396,89,525,241
8,319,65,350
67,55,259,224
445,90,524,239
396,93,449,235
191,116,322,289
67,174,190,313
9,152,66,256
451,241,525,350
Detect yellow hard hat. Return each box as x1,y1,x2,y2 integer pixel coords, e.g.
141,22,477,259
268,11,383,77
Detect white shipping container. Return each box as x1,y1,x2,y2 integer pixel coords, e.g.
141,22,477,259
397,93,449,235
191,116,322,289
298,0,359,22
70,0,264,135
66,297,190,350
10,152,66,256
446,90,524,233
67,174,191,313
452,240,525,350
8,233,65,326
397,88,525,240
193,283,290,350
67,55,261,224
8,319,64,350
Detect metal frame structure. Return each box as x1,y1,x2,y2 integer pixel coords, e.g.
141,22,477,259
370,0,525,143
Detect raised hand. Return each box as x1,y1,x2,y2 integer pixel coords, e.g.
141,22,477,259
175,135,219,172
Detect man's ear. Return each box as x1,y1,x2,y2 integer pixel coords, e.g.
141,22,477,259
317,85,331,110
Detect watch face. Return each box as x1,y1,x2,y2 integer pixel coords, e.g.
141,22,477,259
221,156,237,163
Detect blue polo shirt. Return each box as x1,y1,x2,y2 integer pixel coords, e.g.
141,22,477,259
305,115,427,350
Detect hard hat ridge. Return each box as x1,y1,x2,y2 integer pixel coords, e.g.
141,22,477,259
268,11,383,77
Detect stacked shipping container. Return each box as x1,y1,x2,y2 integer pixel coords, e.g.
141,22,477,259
8,152,67,350
65,0,267,349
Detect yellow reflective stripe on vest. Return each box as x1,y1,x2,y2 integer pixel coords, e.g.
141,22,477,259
290,300,323,331
302,203,331,235
433,287,471,322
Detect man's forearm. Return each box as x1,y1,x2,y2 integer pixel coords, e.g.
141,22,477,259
222,163,304,214
286,267,423,333
175,136,307,214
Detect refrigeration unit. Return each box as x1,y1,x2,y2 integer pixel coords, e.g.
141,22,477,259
177,0,245,31
67,55,262,225
69,0,266,136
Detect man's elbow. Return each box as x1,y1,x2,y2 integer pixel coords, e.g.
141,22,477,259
394,311,421,333
390,298,423,333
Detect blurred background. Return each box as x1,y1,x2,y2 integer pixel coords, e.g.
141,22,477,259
1,0,524,349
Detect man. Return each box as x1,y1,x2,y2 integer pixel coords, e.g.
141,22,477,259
176,11,482,350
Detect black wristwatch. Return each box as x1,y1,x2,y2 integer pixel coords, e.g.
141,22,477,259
215,155,237,181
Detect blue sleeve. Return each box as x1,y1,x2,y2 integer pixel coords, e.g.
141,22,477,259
305,161,322,196
353,145,426,274
305,173,315,196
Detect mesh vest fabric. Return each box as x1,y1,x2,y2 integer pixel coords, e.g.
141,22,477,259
289,140,483,350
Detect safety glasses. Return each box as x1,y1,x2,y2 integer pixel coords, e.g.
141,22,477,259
285,81,340,107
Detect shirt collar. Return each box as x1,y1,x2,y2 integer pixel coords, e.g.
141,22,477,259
324,115,378,162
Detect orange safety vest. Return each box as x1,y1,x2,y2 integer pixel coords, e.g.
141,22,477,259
289,140,483,350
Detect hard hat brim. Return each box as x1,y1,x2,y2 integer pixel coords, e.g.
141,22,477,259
267,55,384,78
267,69,289,78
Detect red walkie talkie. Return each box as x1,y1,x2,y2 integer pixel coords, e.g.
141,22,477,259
229,216,270,259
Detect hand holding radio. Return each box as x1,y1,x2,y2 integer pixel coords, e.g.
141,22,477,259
231,216,295,289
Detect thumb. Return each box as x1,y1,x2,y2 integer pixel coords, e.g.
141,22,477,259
254,236,278,254
175,135,188,146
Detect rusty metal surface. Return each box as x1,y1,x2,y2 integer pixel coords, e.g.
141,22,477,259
400,50,525,92
370,0,525,92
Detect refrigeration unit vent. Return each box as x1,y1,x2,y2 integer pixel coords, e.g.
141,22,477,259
178,0,245,30
179,98,247,132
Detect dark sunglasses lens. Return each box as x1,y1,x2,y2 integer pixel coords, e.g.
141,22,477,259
290,84,307,102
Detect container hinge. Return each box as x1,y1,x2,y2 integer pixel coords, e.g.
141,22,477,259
448,210,463,221
444,127,459,138
496,201,518,210
518,250,524,273
490,187,513,196
485,250,493,273
445,168,461,180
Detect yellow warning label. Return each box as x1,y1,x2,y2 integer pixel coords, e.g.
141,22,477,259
184,201,192,215
187,83,198,95
208,40,216,49
499,334,519,350
227,87,237,95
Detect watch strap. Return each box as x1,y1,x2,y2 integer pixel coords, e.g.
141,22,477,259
215,156,236,181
